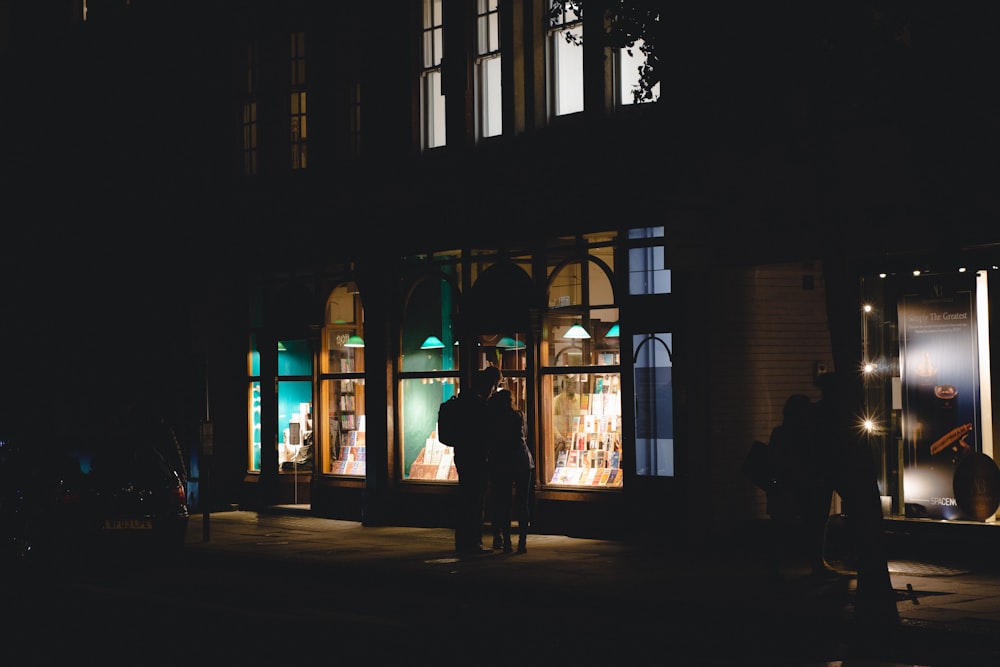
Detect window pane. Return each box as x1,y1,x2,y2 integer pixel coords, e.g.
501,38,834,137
479,54,502,138
277,339,311,376
553,26,583,116
544,373,623,486
249,381,261,472
323,378,366,476
402,277,458,372
619,38,660,105
248,332,260,376
401,376,460,481
423,71,446,149
277,380,313,471
633,333,674,477
629,246,671,295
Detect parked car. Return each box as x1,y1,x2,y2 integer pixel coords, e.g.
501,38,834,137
0,412,190,566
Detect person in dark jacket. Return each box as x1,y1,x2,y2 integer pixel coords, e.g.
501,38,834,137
767,392,835,578
488,388,535,553
452,365,502,555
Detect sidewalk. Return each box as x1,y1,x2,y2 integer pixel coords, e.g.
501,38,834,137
184,509,1000,666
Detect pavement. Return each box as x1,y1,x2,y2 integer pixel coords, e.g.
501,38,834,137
183,508,1000,666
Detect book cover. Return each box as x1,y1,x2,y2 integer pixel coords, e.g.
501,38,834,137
550,467,564,484
598,469,612,485
556,450,568,467
436,451,454,480
583,467,599,485
567,451,580,468
591,393,605,417
610,451,620,469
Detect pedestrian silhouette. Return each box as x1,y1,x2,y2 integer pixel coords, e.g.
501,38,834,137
452,365,501,555
766,393,835,577
487,388,535,553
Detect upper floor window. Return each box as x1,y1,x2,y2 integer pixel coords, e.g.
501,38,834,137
476,0,502,139
290,31,307,170
421,0,446,149
547,0,583,117
242,42,258,177
349,82,362,158
618,36,660,106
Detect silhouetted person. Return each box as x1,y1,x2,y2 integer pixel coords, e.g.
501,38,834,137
488,388,535,553
452,365,501,555
766,393,832,577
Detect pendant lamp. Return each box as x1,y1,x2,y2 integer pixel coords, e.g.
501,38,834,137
420,336,445,349
563,323,591,340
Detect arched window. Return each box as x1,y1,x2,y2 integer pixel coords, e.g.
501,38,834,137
541,242,621,488
320,282,366,476
399,274,461,481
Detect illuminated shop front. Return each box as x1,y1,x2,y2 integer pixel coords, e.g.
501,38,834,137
243,228,678,536
860,263,1000,524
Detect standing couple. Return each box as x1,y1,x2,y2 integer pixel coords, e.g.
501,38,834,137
452,365,535,556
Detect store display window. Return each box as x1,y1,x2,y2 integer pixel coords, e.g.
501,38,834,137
276,339,313,473
246,332,316,475
860,268,997,521
248,333,261,471
541,248,622,487
321,283,365,476
400,273,460,482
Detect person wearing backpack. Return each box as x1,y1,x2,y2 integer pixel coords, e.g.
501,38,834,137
487,388,535,553
452,365,502,555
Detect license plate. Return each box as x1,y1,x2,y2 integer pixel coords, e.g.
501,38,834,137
103,519,153,530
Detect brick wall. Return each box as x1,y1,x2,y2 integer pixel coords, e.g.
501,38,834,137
706,261,834,523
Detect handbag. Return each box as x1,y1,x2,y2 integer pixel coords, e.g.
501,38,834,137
741,440,773,491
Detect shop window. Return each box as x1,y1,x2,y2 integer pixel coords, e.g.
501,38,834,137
547,0,583,117
246,332,316,476
542,250,621,487
421,0,446,149
633,333,674,477
400,274,460,481
276,340,313,476
861,269,996,521
248,333,261,472
321,283,366,476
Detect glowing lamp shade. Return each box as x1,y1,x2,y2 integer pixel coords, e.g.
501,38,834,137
563,323,591,340
605,323,620,338
344,335,365,348
497,336,525,349
420,336,446,349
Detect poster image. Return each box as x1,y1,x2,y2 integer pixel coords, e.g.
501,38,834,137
898,276,980,520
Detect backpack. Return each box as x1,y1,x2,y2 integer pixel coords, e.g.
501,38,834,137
437,395,470,447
